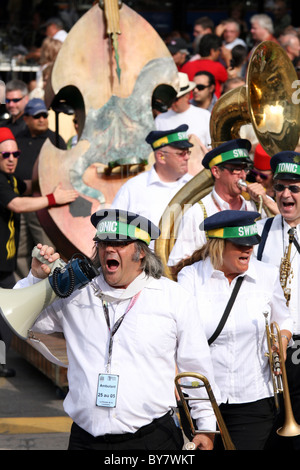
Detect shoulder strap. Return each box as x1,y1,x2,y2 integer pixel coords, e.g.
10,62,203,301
293,237,300,255
257,217,274,261
198,199,207,219
208,276,244,345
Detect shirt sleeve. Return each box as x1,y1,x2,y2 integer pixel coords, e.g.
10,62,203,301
175,292,219,432
0,174,26,207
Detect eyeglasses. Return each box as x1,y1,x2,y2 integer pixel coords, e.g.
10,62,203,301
32,113,48,119
195,84,210,91
161,149,191,157
0,151,21,159
273,183,300,194
221,165,251,175
5,97,25,104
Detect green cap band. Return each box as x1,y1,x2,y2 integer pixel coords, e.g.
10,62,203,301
152,131,189,149
207,223,258,239
95,221,151,245
274,162,300,177
209,148,250,168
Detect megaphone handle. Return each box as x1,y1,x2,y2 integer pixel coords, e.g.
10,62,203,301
31,246,65,273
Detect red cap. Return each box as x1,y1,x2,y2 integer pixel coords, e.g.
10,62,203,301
253,144,271,170
0,127,16,144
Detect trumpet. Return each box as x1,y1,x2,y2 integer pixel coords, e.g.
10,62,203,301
264,311,300,436
175,372,236,450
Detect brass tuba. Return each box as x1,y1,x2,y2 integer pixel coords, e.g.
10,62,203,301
175,372,236,450
155,41,300,274
264,311,300,437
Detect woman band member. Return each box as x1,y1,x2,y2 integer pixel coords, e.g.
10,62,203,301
176,210,292,450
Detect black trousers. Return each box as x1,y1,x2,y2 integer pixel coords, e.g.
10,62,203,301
214,397,275,450
68,412,184,450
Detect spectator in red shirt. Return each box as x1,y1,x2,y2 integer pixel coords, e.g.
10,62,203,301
181,34,228,98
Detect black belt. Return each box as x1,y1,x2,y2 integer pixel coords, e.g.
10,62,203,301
73,411,172,444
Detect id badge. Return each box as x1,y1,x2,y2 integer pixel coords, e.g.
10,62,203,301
96,373,119,407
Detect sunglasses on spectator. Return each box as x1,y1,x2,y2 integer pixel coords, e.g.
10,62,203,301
195,84,210,91
32,113,48,119
273,183,300,193
0,151,21,159
250,169,268,180
5,97,25,103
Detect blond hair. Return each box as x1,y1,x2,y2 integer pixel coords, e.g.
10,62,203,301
173,238,225,277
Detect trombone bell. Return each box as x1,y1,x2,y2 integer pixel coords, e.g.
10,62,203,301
264,313,300,437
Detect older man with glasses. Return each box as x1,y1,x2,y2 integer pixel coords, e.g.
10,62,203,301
110,125,193,249
254,150,300,450
0,79,29,137
168,138,270,267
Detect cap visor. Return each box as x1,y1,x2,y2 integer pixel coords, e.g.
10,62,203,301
227,234,261,246
274,173,300,180
171,141,193,149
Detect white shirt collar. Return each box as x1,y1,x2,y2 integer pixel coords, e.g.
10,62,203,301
202,254,258,283
91,271,160,303
212,187,247,210
147,165,191,187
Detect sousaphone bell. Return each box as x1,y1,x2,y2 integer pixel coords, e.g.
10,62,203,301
155,41,300,276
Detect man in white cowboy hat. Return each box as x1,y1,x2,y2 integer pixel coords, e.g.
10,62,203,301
155,72,211,149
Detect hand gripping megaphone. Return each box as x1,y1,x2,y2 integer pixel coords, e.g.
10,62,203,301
0,247,99,339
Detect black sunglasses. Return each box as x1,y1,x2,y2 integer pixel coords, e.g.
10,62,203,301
5,97,24,103
0,151,21,159
195,84,210,91
32,113,48,119
274,183,300,193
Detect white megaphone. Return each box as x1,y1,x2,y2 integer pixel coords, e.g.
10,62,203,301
0,247,98,340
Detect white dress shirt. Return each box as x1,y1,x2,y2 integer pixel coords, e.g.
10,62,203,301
15,271,218,436
177,256,293,405
111,166,192,249
255,215,300,334
155,105,211,148
168,187,261,266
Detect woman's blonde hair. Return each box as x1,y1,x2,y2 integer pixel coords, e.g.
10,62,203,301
173,238,225,277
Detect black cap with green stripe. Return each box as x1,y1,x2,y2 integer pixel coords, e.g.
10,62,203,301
271,151,300,180
91,209,160,245
202,138,252,169
201,210,261,246
145,124,193,151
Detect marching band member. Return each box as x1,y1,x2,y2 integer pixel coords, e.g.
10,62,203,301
254,151,300,449
168,138,268,268
176,210,292,450
14,209,219,450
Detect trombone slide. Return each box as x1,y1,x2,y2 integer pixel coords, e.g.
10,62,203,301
175,372,235,450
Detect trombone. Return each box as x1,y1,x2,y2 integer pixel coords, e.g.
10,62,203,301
175,372,236,450
264,312,300,437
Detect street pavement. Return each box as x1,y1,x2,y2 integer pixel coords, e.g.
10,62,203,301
0,348,71,450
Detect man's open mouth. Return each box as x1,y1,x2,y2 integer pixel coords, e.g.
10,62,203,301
106,259,120,271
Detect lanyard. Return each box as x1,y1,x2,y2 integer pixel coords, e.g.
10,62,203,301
102,293,140,372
